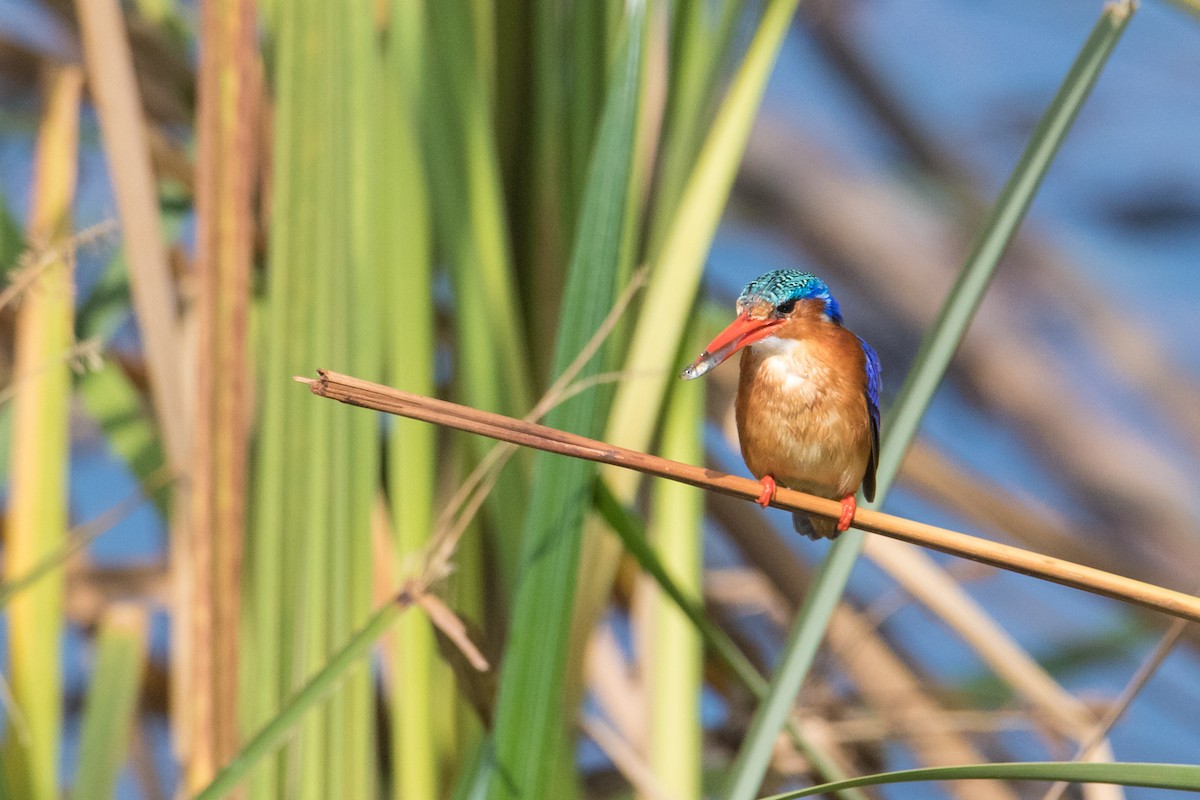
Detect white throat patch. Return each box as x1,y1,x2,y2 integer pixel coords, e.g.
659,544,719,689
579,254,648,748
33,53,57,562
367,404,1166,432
750,336,831,404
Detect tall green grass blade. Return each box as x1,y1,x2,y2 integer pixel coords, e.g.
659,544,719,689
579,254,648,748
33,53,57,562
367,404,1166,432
243,5,293,796
762,762,1200,800
520,0,569,382
197,602,406,800
73,606,147,800
380,0,441,796
646,0,716,257
605,0,800,460
567,2,607,222
721,6,1136,798
486,10,646,798
0,195,22,271
293,4,341,796
425,0,530,417
424,0,531,597
573,0,802,725
245,0,323,794
593,482,866,800
595,480,761,692
320,2,352,794
248,1,407,794
343,0,382,791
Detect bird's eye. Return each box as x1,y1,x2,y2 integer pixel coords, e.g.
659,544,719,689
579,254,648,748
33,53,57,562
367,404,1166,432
776,299,796,315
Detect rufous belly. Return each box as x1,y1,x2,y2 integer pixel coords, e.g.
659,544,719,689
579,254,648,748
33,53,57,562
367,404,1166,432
735,335,870,502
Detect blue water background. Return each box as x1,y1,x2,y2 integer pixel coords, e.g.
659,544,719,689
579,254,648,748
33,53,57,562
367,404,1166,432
2,0,1200,797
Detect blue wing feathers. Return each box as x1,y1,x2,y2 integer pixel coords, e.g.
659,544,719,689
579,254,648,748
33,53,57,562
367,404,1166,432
858,337,881,503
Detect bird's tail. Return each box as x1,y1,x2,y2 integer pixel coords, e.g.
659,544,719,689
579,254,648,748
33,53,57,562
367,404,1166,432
792,511,841,541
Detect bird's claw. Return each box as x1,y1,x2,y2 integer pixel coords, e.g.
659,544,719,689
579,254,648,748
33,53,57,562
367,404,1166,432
836,495,856,532
755,475,777,509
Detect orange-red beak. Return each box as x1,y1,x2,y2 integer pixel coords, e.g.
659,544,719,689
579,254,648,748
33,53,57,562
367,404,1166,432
681,311,782,380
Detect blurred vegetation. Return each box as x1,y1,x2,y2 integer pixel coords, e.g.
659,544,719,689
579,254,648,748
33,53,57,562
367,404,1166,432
0,1,1197,799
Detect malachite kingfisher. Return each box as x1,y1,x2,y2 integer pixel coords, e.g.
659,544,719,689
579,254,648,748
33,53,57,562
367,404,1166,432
682,270,881,540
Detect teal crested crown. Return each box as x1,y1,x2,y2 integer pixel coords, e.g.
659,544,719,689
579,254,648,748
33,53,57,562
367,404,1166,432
737,269,842,324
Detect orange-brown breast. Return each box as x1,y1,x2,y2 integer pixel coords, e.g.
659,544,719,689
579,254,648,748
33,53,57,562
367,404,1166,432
734,315,872,501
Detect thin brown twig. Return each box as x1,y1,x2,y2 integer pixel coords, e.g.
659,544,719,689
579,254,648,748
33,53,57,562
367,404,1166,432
421,267,648,580
413,592,489,671
1041,613,1190,800
0,219,118,313
384,272,649,678
300,369,1200,626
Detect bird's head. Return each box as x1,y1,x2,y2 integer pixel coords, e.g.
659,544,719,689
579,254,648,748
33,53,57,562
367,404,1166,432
681,270,841,380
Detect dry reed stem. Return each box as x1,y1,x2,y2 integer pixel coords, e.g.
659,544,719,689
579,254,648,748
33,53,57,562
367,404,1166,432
821,711,1028,743
860,536,1125,800
73,1,191,762
300,369,1200,626
579,713,675,800
586,623,646,748
73,0,185,469
862,536,1096,737
188,0,258,786
1041,613,1190,800
706,492,1018,800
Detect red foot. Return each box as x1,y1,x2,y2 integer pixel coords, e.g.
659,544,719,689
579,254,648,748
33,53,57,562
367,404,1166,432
755,475,778,509
836,494,857,532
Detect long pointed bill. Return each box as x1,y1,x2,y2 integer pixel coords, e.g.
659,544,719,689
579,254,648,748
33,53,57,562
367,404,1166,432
681,311,781,380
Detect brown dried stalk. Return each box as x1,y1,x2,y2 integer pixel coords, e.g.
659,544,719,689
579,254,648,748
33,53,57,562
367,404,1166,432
74,0,185,469
299,369,1200,625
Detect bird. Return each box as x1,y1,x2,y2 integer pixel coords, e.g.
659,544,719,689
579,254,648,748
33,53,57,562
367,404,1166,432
682,270,880,539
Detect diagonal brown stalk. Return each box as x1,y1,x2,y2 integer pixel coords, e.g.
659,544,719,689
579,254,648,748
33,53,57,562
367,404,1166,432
1042,612,1191,800
73,0,184,467
301,370,1200,626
